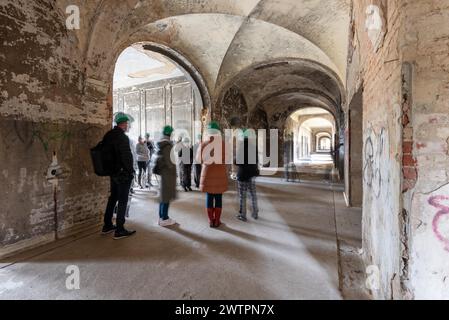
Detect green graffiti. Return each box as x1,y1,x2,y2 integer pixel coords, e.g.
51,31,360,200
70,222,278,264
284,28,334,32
32,129,72,152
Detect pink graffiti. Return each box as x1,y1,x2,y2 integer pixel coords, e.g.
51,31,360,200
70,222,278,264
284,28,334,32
428,196,449,252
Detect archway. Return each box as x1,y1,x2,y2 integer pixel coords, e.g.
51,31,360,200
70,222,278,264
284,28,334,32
316,133,333,152
112,43,209,144
286,108,336,165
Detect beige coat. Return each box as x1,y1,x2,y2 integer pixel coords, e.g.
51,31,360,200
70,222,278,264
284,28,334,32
196,136,228,194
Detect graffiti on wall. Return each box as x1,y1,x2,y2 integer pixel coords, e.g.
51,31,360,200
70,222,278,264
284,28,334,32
3,120,104,184
428,195,449,252
12,121,101,160
363,126,388,198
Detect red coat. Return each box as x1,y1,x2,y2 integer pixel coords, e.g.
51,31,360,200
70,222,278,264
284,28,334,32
196,136,228,194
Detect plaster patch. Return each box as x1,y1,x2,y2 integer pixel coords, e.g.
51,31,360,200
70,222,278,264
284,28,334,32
17,168,27,194
11,73,43,94
21,23,38,35
36,34,52,46
30,207,52,226
18,93,28,102
3,228,16,243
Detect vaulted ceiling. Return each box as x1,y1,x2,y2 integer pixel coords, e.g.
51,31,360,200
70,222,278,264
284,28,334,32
55,0,350,123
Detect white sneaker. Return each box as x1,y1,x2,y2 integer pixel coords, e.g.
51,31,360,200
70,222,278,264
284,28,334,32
159,218,176,227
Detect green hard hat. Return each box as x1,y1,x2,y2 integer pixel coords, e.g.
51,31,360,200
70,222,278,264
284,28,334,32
163,125,174,136
114,112,131,124
207,121,220,131
243,128,254,138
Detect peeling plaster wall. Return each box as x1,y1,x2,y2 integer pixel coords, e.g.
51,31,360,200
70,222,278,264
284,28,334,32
0,0,109,125
0,1,110,256
0,120,106,250
401,0,449,300
347,0,449,299
347,0,404,299
348,0,449,300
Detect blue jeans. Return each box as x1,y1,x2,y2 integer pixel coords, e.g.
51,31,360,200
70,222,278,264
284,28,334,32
159,202,170,220
206,193,222,209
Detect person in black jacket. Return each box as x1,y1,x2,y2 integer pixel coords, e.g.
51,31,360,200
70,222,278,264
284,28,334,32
178,137,193,192
235,130,260,222
102,113,137,239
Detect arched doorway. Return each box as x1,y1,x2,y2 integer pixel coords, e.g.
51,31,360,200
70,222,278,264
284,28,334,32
112,43,207,144
281,107,337,180
285,108,336,164
316,132,333,152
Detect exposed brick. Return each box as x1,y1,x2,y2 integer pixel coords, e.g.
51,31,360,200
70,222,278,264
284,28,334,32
403,167,418,181
402,154,417,166
403,141,413,154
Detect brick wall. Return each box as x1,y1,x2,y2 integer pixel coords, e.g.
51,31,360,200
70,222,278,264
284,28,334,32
347,0,405,299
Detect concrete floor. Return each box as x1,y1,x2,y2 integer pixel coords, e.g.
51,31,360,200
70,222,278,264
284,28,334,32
0,177,367,300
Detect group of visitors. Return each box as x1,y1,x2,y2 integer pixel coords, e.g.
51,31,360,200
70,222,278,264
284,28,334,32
100,113,260,240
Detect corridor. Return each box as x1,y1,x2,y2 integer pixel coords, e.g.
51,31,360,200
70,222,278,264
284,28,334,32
0,178,365,300
1,0,449,300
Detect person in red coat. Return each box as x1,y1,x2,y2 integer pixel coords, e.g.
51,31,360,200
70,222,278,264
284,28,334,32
196,122,229,228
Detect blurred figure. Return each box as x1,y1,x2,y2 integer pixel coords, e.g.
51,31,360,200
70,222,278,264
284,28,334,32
178,137,193,192
136,136,150,189
193,134,203,189
235,129,260,222
173,135,183,186
145,133,155,187
152,125,177,227
196,122,228,228
129,136,138,194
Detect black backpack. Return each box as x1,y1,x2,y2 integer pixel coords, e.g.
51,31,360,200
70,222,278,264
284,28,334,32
90,140,115,176
151,150,162,175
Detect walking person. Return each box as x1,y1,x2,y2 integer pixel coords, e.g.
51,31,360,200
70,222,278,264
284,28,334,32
179,137,193,192
102,113,136,239
152,125,177,227
145,133,155,187
193,134,202,189
196,122,228,228
129,136,138,194
235,129,260,222
136,136,150,189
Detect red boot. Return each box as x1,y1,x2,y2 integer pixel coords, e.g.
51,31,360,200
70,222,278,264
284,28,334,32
207,208,215,228
214,208,222,228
